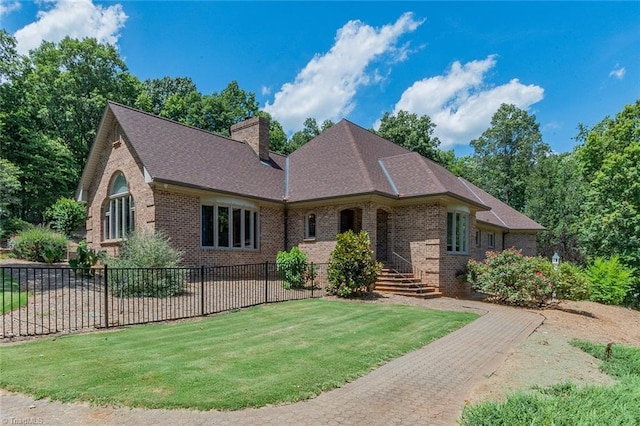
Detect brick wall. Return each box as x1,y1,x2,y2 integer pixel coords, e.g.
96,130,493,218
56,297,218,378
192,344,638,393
504,232,538,256
154,190,284,266
85,124,155,257
473,225,505,260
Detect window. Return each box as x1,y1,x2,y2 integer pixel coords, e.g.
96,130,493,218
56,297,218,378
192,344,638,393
305,213,316,239
487,232,495,249
446,208,469,253
103,172,134,240
201,202,258,250
475,230,481,247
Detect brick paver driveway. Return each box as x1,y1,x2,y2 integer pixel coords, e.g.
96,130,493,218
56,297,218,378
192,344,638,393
0,296,544,425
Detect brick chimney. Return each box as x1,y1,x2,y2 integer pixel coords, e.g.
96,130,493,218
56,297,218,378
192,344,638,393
230,116,270,162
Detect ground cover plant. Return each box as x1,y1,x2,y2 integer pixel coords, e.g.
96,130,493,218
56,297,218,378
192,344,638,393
1,271,28,313
460,341,640,425
0,299,477,410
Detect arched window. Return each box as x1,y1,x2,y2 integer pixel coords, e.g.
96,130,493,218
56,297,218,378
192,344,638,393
104,172,135,240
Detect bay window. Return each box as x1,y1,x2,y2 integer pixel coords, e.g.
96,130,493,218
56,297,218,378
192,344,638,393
202,202,258,250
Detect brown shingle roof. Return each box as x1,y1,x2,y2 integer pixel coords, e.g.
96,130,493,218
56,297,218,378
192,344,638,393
458,178,545,231
286,120,487,208
379,152,486,208
80,103,542,234
108,102,285,202
286,120,408,201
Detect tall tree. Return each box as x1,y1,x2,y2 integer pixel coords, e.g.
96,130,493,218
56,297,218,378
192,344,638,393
136,76,197,115
525,152,586,263
376,110,443,163
576,100,640,272
470,104,550,212
0,33,141,221
24,37,142,166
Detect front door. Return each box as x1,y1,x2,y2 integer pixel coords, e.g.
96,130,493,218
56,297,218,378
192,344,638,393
376,209,389,262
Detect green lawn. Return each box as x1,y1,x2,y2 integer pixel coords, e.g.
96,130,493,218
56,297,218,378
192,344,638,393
1,271,28,314
460,340,640,425
0,298,477,410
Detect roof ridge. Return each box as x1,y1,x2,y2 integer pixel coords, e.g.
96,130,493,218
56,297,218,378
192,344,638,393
344,122,377,193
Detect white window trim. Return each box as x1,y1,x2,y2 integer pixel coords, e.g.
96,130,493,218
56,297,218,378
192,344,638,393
447,207,469,254
103,174,134,242
201,202,259,251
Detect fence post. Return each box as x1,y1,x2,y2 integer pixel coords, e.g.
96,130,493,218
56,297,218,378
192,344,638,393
200,265,205,316
103,264,109,328
311,262,315,298
264,261,269,303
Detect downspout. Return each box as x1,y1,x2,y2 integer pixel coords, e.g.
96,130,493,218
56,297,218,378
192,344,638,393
284,157,290,251
284,203,289,251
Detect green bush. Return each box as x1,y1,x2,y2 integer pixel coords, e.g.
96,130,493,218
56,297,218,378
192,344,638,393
107,231,185,297
44,197,87,237
554,262,591,301
0,217,33,243
623,279,640,310
276,247,309,289
586,256,634,305
327,230,381,297
467,249,554,307
8,226,67,263
69,240,106,277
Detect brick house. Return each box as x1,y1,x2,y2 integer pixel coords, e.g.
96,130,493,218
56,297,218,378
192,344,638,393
77,102,544,297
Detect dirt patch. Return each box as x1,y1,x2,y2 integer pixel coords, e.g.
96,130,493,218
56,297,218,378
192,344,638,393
468,300,640,403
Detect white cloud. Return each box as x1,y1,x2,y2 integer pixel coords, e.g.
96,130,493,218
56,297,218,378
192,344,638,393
393,56,544,148
609,65,626,80
0,1,21,23
265,12,423,133
14,0,127,54
261,86,271,96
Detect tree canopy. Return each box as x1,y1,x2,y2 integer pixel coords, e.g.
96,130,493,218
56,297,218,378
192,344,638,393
470,103,550,212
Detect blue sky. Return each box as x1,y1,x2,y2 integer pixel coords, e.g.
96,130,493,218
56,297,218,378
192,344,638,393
1,1,638,155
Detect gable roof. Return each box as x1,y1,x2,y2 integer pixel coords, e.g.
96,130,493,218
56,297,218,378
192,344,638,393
80,102,285,202
459,178,545,231
79,103,542,233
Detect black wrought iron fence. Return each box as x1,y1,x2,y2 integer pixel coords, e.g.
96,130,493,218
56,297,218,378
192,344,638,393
1,262,329,338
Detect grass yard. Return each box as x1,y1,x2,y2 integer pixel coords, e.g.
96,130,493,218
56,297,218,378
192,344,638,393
0,298,477,410
460,340,640,425
1,271,28,314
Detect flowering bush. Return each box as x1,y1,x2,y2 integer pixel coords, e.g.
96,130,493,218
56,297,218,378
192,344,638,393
467,248,554,307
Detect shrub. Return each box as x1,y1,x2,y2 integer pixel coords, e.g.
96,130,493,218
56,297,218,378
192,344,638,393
327,230,381,297
276,247,309,289
586,256,634,305
554,262,591,301
466,249,554,307
9,226,67,263
69,240,106,277
107,231,185,297
623,279,640,310
0,217,33,244
44,197,87,237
